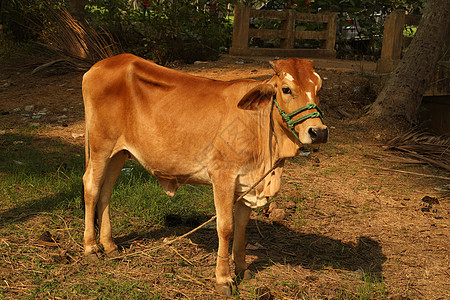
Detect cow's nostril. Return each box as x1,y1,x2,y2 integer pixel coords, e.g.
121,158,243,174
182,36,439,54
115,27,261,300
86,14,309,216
308,127,318,139
308,127,328,144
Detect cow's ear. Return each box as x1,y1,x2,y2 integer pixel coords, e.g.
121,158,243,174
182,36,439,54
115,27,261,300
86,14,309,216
269,60,280,74
237,84,275,110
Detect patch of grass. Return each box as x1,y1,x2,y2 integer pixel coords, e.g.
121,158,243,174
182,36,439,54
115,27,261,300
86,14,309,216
357,272,386,299
111,161,215,229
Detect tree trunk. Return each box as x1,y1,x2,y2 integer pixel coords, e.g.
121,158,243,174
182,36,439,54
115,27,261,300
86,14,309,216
367,0,450,123
68,0,86,23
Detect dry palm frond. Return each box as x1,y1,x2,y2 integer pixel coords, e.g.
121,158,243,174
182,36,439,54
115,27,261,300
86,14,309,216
37,4,121,70
386,128,450,172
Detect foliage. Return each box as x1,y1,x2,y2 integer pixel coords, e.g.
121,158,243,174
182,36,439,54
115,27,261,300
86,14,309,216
0,0,65,41
85,0,233,64
0,0,232,64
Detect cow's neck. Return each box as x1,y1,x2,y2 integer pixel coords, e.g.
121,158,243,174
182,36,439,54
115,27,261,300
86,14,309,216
270,111,301,159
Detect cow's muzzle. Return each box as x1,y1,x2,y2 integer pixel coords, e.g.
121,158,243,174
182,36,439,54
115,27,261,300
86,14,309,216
273,99,325,142
307,126,328,144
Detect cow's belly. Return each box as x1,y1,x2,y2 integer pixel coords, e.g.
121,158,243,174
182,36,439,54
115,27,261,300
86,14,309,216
123,143,212,188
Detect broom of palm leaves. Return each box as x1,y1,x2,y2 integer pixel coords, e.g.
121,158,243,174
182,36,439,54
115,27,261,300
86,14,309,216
35,4,121,71
387,128,450,172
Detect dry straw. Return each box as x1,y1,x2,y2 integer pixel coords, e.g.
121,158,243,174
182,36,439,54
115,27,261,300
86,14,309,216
387,128,450,172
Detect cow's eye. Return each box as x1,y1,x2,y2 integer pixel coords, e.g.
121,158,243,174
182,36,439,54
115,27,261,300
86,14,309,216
282,87,291,94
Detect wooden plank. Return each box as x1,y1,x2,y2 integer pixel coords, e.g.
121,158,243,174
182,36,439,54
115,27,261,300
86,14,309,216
229,47,336,58
380,10,405,60
324,12,338,51
295,30,327,40
249,29,285,39
281,9,295,49
250,9,288,20
294,12,330,23
231,5,251,49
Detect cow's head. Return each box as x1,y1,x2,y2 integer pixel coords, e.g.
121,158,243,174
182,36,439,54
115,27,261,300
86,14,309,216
238,58,328,145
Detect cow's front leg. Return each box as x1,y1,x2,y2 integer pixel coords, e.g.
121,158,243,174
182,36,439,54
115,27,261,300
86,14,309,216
212,178,236,296
232,199,252,279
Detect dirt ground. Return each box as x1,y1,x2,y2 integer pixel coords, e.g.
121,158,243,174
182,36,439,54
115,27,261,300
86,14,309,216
0,54,449,299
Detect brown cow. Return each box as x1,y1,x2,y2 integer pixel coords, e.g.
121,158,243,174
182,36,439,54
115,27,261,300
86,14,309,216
82,53,327,296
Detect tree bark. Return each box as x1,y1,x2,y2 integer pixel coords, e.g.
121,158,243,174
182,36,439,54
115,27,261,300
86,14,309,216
367,0,450,123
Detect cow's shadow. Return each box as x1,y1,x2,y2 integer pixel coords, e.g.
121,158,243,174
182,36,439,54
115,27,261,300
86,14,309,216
115,215,386,282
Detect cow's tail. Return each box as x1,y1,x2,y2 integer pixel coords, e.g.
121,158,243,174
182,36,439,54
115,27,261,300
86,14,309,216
81,120,89,211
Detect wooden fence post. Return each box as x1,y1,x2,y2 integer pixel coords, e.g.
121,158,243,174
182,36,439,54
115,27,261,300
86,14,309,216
376,10,406,73
323,12,337,53
231,5,250,50
280,9,295,49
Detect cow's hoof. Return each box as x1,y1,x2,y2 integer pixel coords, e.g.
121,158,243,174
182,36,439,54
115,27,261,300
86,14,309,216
215,282,234,297
237,269,253,280
106,248,121,258
84,252,100,262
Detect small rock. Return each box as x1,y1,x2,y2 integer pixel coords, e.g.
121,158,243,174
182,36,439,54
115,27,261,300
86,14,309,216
285,201,296,209
72,133,84,139
246,242,267,250
194,61,207,65
121,167,134,175
30,122,40,127
0,130,6,135
298,151,311,157
57,115,68,119
24,105,34,112
11,108,21,113
37,108,48,114
269,208,286,222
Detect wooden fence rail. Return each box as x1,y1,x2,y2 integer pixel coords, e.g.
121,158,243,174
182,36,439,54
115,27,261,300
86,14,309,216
230,5,338,58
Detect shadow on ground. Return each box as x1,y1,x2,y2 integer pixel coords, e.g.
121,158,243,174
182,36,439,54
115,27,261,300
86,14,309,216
0,133,84,226
115,216,386,282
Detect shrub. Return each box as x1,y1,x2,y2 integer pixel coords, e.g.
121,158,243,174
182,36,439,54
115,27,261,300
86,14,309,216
86,0,233,64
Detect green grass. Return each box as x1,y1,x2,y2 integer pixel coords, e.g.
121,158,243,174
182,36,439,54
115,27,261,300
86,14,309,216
0,131,216,298
0,131,215,229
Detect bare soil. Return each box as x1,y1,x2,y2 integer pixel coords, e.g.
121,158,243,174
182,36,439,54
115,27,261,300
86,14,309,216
0,55,449,299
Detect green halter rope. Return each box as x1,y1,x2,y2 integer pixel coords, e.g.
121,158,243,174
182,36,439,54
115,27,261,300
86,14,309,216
273,97,324,140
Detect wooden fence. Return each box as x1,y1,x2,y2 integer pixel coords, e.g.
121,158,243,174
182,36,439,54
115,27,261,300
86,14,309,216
376,10,421,73
229,5,338,58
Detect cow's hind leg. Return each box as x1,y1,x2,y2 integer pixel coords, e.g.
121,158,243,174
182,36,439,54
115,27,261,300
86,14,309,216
83,150,126,258
83,155,108,258
232,199,252,279
97,150,127,256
